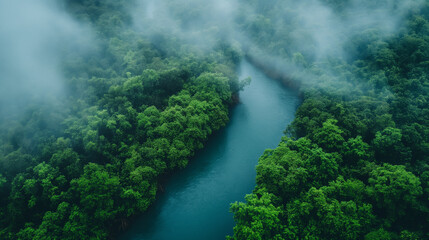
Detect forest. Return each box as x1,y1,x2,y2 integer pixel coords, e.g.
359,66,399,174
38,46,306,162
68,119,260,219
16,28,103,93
228,0,429,239
0,0,428,239
0,0,243,239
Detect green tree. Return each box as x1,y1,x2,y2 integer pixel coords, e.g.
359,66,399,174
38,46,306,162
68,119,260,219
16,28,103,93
313,118,345,153
373,127,412,164
229,191,284,240
367,164,422,225
71,163,121,223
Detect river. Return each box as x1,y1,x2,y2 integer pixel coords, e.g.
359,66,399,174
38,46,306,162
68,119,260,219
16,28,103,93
120,60,300,240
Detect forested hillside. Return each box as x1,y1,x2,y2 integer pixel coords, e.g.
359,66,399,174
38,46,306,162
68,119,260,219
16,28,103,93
229,0,429,239
0,1,243,239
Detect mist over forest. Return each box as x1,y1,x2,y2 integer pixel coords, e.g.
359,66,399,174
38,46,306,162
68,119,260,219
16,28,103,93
0,0,428,239
0,0,93,118
0,0,423,109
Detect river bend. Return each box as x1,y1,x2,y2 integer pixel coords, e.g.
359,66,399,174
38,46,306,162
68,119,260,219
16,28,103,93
121,60,300,240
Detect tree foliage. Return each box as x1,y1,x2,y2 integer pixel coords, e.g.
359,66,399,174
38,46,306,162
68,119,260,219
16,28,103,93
229,1,429,239
0,0,243,238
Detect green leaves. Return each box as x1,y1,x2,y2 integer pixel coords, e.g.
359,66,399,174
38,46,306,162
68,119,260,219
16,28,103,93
313,119,345,153
0,0,243,237
231,1,429,239
71,163,121,222
229,192,284,240
373,127,412,164
368,164,422,222
286,187,374,240
342,136,371,165
190,72,232,102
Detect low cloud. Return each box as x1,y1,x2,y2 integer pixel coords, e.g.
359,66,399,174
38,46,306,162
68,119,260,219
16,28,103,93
0,0,92,118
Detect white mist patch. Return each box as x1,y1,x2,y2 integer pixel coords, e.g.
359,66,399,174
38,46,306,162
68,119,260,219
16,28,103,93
284,0,425,60
131,0,240,51
130,0,424,60
292,0,342,58
0,0,92,117
145,1,156,19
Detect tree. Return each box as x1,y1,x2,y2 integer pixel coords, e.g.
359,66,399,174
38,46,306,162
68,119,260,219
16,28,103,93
373,127,412,164
71,163,121,223
229,191,284,240
367,164,422,225
285,187,374,240
256,145,308,201
341,135,372,166
313,118,345,153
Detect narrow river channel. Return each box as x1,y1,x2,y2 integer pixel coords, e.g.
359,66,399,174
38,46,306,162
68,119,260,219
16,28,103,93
120,60,300,240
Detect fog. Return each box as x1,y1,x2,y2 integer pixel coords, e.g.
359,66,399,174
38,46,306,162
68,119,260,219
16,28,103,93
0,0,424,119
0,0,92,119
131,0,240,51
131,0,423,77
282,0,423,60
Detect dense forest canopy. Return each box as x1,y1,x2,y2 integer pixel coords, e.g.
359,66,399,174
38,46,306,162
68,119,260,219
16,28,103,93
0,0,243,239
0,0,428,239
228,0,429,239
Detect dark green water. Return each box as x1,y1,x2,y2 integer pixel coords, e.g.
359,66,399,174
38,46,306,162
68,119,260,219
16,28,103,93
120,60,300,240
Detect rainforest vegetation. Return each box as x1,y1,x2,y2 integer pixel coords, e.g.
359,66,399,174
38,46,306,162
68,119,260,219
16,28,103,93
0,0,242,239
229,0,429,239
0,0,428,239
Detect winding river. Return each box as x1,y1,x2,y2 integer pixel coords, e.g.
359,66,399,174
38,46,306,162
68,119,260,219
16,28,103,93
120,60,300,240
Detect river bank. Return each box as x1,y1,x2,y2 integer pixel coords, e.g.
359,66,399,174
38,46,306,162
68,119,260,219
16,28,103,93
120,60,300,240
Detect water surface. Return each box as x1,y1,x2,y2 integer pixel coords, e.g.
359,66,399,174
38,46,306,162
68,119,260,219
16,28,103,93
121,60,300,240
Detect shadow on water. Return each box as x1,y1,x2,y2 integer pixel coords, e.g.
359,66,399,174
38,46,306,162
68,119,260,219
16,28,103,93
120,60,300,240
